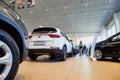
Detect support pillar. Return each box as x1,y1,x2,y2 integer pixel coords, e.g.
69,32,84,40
90,33,99,61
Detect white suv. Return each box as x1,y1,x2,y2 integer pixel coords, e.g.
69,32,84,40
28,27,73,61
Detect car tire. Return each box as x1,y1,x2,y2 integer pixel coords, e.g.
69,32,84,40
0,30,20,80
94,49,104,60
61,46,67,61
28,53,38,61
49,54,55,60
112,57,118,60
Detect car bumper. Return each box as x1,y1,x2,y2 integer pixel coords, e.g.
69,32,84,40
28,48,63,55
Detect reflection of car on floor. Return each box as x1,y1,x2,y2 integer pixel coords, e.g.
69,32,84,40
0,1,28,80
29,27,74,61
94,32,120,60
85,44,92,56
74,46,80,54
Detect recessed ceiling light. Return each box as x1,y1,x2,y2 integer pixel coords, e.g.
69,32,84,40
85,3,88,6
109,0,112,2
64,6,67,9
103,11,106,13
84,13,87,16
30,11,33,14
39,25,43,27
46,9,49,11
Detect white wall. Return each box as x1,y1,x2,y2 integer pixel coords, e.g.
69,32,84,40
67,33,95,46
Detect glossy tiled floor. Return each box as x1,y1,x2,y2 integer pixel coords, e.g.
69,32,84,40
15,54,120,80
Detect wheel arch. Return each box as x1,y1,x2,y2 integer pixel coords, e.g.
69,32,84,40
95,47,102,51
63,44,67,51
0,19,24,63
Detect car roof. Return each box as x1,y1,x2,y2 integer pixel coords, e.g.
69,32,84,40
33,27,63,32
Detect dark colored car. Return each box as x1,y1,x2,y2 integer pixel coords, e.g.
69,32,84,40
74,46,80,54
0,1,28,80
94,32,120,60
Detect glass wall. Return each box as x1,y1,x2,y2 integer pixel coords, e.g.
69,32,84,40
98,23,117,42
107,24,117,37
114,12,120,33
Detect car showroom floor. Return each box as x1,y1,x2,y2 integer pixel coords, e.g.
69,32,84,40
15,54,120,80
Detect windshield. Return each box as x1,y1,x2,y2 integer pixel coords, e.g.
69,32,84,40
32,28,57,34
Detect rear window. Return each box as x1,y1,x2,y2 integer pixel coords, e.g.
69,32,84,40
32,28,57,34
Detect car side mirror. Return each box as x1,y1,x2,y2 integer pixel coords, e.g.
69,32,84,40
69,40,73,42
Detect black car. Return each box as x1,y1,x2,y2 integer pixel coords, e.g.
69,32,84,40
94,32,120,60
0,1,28,80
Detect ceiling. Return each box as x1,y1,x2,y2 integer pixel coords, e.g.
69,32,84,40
18,0,120,34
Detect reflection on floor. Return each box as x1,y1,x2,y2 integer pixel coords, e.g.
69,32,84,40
15,54,120,80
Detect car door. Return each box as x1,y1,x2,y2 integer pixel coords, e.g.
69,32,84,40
60,31,72,53
64,34,72,53
105,34,120,58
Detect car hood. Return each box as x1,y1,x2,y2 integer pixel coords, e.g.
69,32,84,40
96,40,106,47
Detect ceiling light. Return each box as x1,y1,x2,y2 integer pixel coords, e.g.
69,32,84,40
39,25,43,27
103,11,106,13
64,6,67,9
85,3,88,6
30,11,33,14
84,13,87,16
46,9,49,11
108,0,112,3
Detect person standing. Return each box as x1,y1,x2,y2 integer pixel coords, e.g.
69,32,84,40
17,0,35,9
79,41,83,56
18,0,25,9
27,0,35,8
82,44,86,55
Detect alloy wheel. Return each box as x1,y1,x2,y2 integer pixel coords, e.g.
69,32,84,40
0,41,13,80
94,49,102,60
63,47,67,60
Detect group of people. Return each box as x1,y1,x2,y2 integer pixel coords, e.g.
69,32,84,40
9,0,35,9
79,41,88,56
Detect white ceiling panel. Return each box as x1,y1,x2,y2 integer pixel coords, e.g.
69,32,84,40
18,0,120,34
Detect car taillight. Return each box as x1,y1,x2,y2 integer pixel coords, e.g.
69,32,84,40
48,34,60,38
29,35,32,39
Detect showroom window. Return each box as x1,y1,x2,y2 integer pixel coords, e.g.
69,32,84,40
99,29,107,41
107,24,117,37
